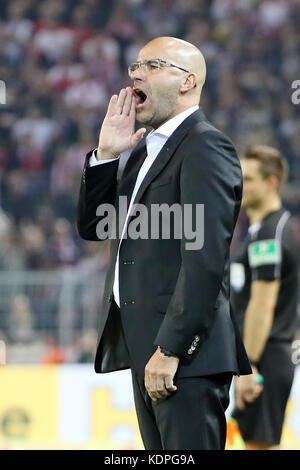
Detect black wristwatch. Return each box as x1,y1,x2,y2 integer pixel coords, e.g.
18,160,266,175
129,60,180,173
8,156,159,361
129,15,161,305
159,346,178,357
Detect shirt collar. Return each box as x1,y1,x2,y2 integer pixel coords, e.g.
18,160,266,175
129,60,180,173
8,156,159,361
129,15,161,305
146,105,199,141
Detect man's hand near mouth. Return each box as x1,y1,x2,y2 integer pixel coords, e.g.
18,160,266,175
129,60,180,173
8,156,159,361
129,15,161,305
96,87,146,161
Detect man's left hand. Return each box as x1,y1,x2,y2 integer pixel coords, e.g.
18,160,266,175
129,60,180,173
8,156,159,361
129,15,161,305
235,366,263,410
145,348,180,401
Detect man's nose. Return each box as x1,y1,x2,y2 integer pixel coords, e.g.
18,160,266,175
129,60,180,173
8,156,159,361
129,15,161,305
131,65,147,81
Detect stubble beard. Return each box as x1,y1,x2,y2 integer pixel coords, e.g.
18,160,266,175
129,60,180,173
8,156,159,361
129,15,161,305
136,86,179,129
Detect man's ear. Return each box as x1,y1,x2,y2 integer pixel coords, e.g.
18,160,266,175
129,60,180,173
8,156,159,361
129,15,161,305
180,73,197,93
268,174,280,192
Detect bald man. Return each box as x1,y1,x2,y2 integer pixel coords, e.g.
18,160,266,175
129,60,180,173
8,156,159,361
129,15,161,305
77,37,252,450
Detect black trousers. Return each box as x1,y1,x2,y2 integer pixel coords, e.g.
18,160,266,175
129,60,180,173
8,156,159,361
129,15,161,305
131,369,232,450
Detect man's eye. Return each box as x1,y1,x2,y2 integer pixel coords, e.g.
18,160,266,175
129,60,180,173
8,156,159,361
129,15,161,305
148,61,160,70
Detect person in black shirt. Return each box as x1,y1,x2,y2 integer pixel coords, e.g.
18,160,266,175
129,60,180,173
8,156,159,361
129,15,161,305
231,145,299,450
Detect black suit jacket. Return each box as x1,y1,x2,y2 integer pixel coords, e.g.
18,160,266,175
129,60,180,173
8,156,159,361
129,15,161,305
77,108,252,379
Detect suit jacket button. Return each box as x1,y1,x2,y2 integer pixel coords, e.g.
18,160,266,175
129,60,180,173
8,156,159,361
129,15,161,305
188,348,193,355
195,335,200,342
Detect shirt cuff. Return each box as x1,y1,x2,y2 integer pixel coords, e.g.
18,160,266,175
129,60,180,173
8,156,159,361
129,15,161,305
89,149,120,167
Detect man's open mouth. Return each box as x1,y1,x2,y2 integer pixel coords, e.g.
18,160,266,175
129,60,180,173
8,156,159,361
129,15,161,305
133,89,148,108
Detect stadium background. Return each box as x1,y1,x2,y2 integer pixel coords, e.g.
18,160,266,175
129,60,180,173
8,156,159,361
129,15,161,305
0,0,299,450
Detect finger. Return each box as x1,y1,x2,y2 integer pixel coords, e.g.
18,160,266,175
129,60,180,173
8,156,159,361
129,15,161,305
144,373,151,397
165,376,177,393
147,373,158,401
251,384,263,401
116,88,127,114
250,383,263,399
156,377,171,399
244,393,255,403
122,87,133,116
235,392,245,410
251,385,263,400
129,92,137,118
107,94,118,115
145,386,157,401
244,386,261,403
148,375,168,401
130,127,146,147
149,392,158,401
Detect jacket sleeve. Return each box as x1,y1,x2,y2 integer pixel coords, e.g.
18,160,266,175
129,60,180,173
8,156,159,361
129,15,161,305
154,130,242,360
77,150,119,241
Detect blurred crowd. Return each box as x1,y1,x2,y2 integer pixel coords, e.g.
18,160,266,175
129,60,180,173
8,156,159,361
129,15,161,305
0,0,299,361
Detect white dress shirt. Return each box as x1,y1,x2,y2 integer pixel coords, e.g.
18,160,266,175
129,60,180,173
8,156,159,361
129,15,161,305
89,105,199,306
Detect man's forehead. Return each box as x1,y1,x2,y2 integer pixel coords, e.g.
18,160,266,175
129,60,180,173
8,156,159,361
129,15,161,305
137,47,169,61
137,42,179,62
241,159,261,175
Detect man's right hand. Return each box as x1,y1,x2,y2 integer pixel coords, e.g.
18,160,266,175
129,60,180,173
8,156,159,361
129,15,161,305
96,87,146,161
